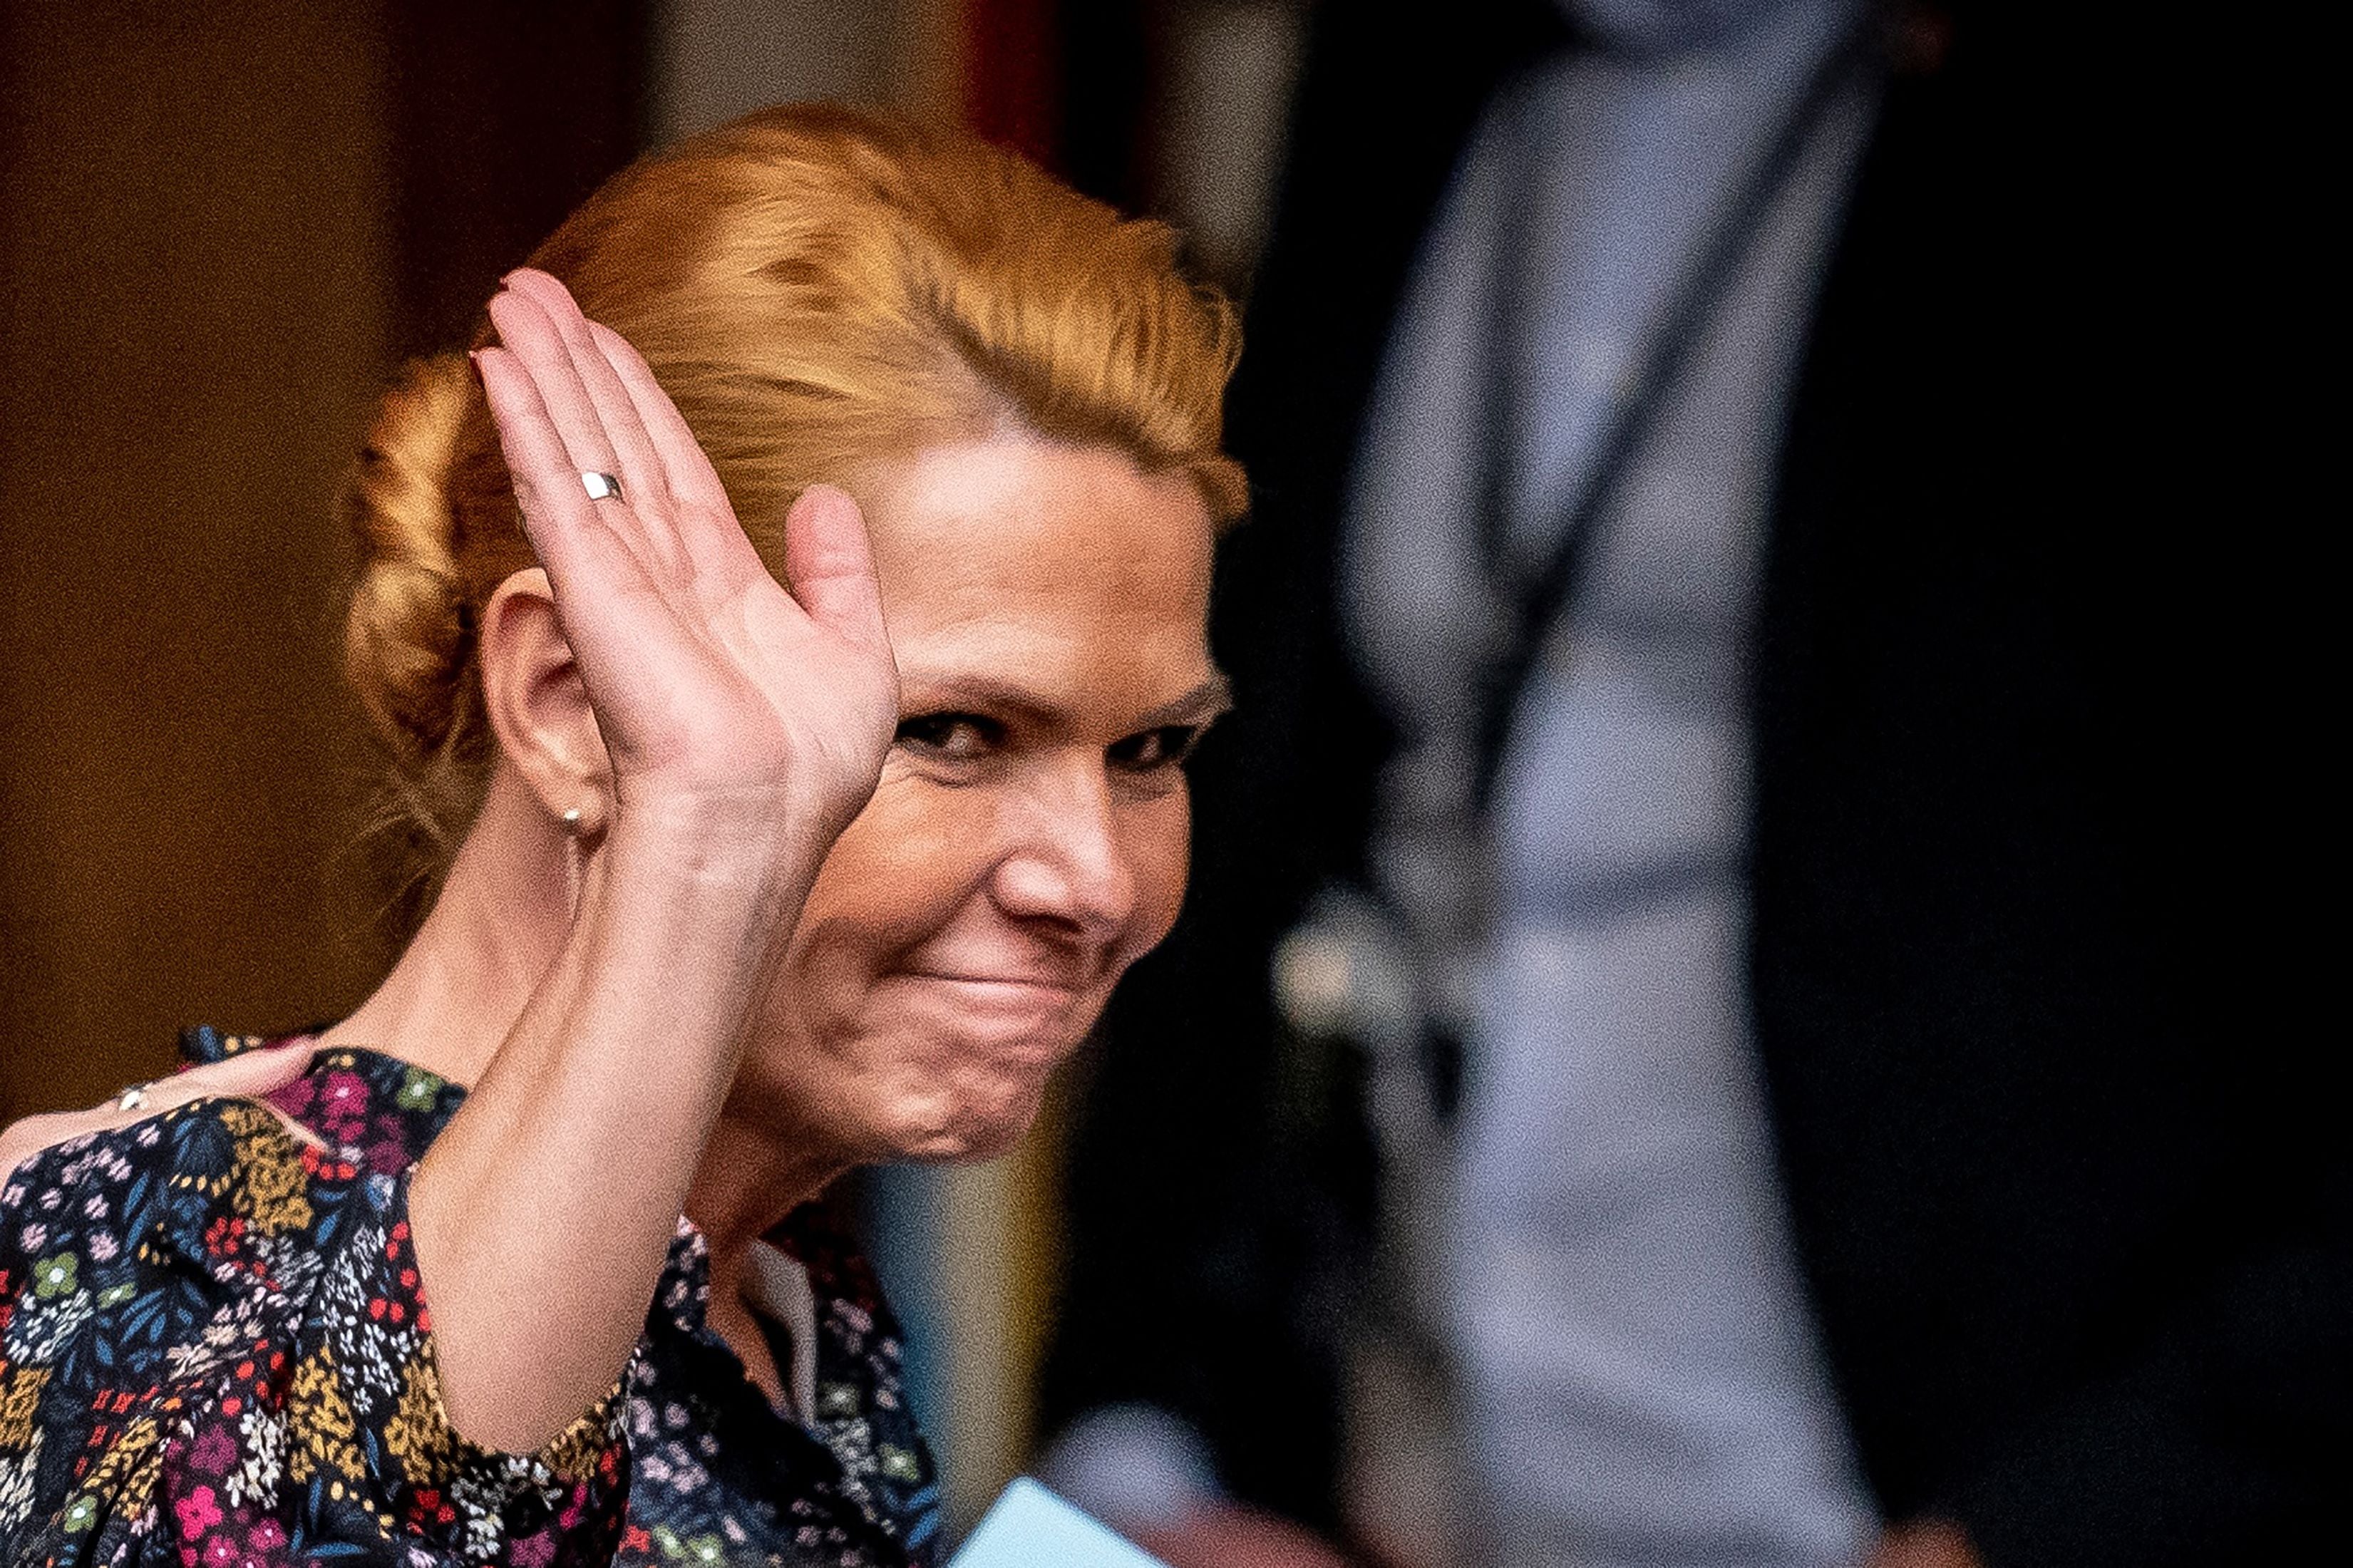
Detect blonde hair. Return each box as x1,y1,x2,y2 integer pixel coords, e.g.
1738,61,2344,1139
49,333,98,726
343,104,1245,921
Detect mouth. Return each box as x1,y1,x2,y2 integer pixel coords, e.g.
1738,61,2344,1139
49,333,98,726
870,968,1107,1079
900,971,1086,1005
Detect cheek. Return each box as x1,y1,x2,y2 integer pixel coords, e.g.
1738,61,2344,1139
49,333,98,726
1118,788,1193,961
785,778,992,999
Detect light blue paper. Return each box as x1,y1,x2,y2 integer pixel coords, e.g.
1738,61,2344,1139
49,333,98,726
949,1478,1168,1568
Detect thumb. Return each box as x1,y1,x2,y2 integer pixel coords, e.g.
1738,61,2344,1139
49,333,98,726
783,484,890,657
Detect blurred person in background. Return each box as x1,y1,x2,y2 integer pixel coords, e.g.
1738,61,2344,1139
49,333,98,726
1041,2,2343,1566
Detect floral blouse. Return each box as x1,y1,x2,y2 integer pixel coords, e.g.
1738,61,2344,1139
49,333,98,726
0,1028,942,1568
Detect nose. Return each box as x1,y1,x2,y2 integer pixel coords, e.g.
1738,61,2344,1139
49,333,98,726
992,751,1138,944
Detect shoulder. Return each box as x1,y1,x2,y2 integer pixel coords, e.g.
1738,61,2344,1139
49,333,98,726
1,1043,463,1405
0,1094,346,1550
1,1087,379,1378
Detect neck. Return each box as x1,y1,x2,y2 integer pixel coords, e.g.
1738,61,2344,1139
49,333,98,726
686,1103,849,1269
688,1102,849,1415
324,767,568,1085
323,765,844,1279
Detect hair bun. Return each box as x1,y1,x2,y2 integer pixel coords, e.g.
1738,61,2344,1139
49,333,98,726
342,353,476,763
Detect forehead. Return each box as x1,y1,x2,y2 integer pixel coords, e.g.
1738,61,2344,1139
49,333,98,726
856,438,1215,690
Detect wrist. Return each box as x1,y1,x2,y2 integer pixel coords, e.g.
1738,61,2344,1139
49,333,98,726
598,821,821,922
603,785,838,888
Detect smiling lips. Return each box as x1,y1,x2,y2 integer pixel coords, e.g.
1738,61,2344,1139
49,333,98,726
903,971,1084,1003
894,969,1092,1062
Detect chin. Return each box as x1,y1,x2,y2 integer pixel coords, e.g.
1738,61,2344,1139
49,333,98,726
858,1032,1072,1163
884,1070,1054,1163
835,979,1101,1162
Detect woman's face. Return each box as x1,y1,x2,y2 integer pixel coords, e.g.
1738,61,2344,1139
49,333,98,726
737,435,1222,1163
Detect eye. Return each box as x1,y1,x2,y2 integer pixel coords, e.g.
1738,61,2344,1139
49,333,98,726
895,711,1002,760
1106,724,1205,773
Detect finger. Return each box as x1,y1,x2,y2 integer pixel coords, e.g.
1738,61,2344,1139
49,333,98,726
170,1038,317,1099
585,319,736,520
487,289,628,489
166,1043,329,1150
125,1041,309,1118
784,485,891,658
489,292,692,585
0,1046,323,1183
502,270,675,517
474,345,607,582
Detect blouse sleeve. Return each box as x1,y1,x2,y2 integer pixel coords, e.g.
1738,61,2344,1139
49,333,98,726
287,1161,632,1566
0,1098,632,1568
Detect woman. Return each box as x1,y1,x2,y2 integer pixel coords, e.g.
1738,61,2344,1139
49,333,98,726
0,103,1241,1568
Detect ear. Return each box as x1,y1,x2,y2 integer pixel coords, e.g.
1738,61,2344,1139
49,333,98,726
478,568,610,833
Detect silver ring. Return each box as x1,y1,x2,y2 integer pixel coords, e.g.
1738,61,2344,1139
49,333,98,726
581,471,624,502
115,1083,153,1113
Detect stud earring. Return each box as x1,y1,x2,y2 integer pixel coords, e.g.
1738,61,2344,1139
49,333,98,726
562,808,586,919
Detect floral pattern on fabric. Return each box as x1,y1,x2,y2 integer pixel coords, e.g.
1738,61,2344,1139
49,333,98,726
1,1029,940,1568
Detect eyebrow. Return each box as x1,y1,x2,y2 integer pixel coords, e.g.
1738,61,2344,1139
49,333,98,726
900,670,1234,731
1135,671,1235,729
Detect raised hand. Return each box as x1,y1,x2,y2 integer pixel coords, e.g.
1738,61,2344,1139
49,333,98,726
475,269,897,851
408,273,907,1455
